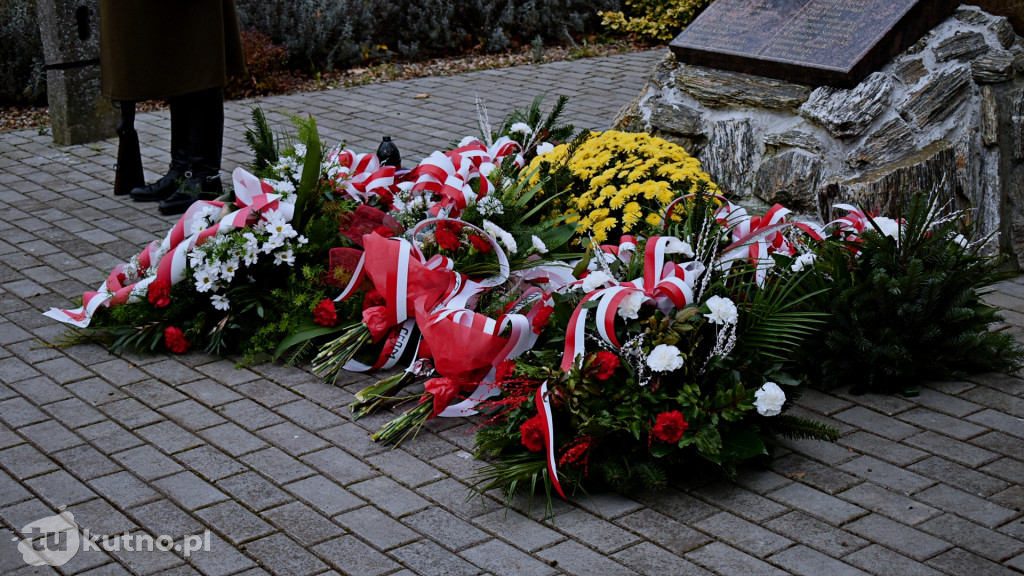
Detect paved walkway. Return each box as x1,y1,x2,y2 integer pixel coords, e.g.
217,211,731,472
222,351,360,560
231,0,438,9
3,49,1024,576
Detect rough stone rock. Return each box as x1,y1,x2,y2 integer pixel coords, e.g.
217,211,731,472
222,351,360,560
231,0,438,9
753,150,823,212
981,85,999,145
899,66,972,128
824,140,958,217
1014,44,1024,73
972,49,1017,83
701,119,759,197
1008,164,1024,268
990,17,1017,48
764,129,823,154
675,65,811,111
934,31,990,62
649,101,704,137
846,118,916,168
1013,89,1024,159
800,73,894,138
894,59,928,85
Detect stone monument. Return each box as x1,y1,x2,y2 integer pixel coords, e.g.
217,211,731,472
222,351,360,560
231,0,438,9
36,0,117,145
616,5,1024,267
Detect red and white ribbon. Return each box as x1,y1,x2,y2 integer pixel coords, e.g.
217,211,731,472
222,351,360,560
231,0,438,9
536,380,567,499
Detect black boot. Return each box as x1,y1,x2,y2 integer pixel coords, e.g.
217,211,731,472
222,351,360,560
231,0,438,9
158,173,223,215
129,95,191,202
157,88,226,216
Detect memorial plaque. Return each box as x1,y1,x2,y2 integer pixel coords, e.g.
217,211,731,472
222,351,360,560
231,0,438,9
670,0,961,88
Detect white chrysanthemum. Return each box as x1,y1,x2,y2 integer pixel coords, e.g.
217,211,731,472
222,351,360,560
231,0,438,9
531,235,548,254
618,290,646,320
270,179,296,195
535,142,555,155
211,294,230,311
220,257,240,282
754,381,786,416
705,295,738,325
274,249,295,266
646,344,684,373
791,253,817,272
478,162,497,178
459,135,477,147
264,210,296,241
581,270,612,292
293,143,307,158
873,217,901,239
482,219,516,253
194,269,216,293
510,122,533,135
478,196,505,217
663,237,694,258
262,235,285,254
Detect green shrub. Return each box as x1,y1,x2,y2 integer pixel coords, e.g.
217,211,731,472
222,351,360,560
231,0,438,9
0,0,45,105
798,193,1024,394
601,0,712,42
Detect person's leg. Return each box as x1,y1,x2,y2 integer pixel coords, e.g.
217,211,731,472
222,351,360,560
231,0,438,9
159,87,225,215
128,94,191,202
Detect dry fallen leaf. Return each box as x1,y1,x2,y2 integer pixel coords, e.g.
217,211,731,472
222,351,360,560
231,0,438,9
786,472,806,479
413,93,430,99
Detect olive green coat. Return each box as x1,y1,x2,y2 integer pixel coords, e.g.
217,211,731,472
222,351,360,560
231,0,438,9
99,0,246,101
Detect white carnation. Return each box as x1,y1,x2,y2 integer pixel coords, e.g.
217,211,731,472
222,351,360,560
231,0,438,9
663,237,694,257
618,290,646,320
705,295,738,325
791,253,816,272
581,270,612,292
535,142,555,155
646,344,684,373
531,235,548,254
754,381,786,416
478,162,497,178
510,122,533,135
459,135,478,147
873,217,901,239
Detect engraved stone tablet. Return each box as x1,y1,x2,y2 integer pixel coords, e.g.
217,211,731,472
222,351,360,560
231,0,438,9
670,0,960,87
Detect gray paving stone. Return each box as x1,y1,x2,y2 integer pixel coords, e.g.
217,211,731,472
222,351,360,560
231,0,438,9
122,380,188,408
18,419,84,453
135,421,203,455
312,534,403,576
127,499,204,539
692,482,785,523
837,483,941,525
245,533,328,576
0,397,50,427
907,387,983,418
70,497,138,535
838,431,929,466
67,376,129,406
967,409,1024,439
613,541,713,576
388,539,483,576
275,399,344,431
685,542,789,576
138,360,202,386
0,469,33,507
173,445,248,482
845,513,952,561
401,507,490,551
78,421,145,455
217,399,285,431
908,455,1011,497
767,482,866,525
834,406,921,440
898,407,988,440
25,469,99,507
159,400,226,432
8,375,72,404
571,491,644,519
89,471,162,508
467,538,562,576
194,360,259,386
32,357,93,385
348,475,430,517
196,499,277,545
838,455,935,495
178,379,243,407
234,380,302,408
335,505,419,550
110,445,183,481
300,446,377,486
152,471,229,511
0,443,59,480
215,471,293,512
918,513,1024,561
926,547,1021,576
904,430,999,467
286,475,364,517
261,500,343,546
769,545,869,576
185,531,258,576
197,422,268,457
971,430,1024,460
256,421,330,456
366,448,444,488
843,544,946,576
771,453,861,494
239,447,315,485
105,530,185,575
694,511,793,558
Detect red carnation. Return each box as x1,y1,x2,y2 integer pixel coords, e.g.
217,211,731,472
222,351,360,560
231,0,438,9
531,305,554,335
435,228,461,252
495,360,517,382
164,326,191,354
372,225,394,238
469,234,492,253
589,351,620,381
313,299,339,327
362,289,386,310
147,279,171,308
652,410,688,443
362,305,391,342
520,413,546,452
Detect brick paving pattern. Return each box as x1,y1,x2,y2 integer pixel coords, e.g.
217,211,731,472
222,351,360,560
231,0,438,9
2,48,1024,575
